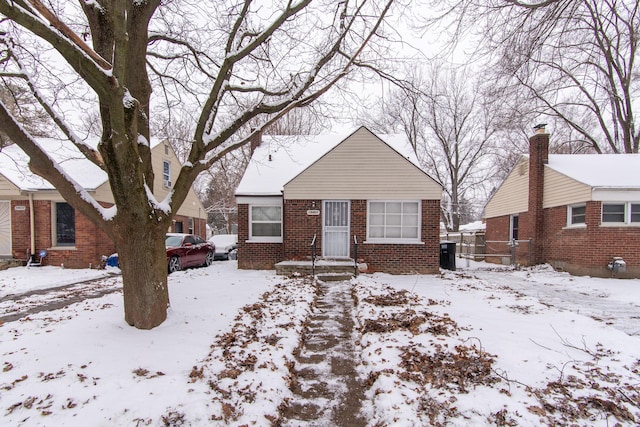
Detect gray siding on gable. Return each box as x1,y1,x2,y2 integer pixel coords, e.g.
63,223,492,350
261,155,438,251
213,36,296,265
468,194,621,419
283,128,441,200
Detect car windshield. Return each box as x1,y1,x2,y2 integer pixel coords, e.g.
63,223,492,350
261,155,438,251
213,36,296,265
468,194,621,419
165,235,183,247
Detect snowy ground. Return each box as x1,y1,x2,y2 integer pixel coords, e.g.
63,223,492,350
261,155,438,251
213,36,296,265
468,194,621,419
1,261,639,426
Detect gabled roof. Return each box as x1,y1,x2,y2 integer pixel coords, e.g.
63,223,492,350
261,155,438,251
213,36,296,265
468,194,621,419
545,153,640,188
0,138,163,191
235,126,426,197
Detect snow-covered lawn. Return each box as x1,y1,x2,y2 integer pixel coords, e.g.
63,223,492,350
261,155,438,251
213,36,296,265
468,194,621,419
1,261,638,426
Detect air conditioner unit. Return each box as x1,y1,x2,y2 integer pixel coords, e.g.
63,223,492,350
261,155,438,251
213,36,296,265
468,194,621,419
163,179,172,188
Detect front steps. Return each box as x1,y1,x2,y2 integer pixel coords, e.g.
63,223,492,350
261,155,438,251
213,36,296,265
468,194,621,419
275,259,366,279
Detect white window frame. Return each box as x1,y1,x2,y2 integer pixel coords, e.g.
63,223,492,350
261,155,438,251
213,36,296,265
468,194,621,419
509,214,519,241
249,204,283,243
365,200,422,244
566,204,586,228
163,160,171,182
601,202,640,226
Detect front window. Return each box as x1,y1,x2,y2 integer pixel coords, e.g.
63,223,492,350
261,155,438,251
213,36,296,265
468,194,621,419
250,205,282,241
55,202,75,246
568,204,586,226
367,201,420,241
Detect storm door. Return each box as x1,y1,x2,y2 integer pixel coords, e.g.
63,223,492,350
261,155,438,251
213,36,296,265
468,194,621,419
323,200,350,258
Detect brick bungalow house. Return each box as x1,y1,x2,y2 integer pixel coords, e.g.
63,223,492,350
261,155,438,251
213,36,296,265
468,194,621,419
484,125,640,278
235,126,443,274
0,138,207,268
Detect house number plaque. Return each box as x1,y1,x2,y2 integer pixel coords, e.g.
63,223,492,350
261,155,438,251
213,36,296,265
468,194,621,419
306,209,320,216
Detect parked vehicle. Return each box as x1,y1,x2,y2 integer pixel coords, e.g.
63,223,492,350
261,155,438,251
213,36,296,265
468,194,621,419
209,234,238,260
104,233,215,273
166,233,215,273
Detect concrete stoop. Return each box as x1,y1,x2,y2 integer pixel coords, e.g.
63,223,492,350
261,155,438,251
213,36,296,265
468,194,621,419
275,259,366,278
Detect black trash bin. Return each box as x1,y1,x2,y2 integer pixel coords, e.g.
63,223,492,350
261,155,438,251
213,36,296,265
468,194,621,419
440,241,456,271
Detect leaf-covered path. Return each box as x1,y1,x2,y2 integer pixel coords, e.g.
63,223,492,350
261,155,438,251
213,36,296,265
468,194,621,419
280,279,366,426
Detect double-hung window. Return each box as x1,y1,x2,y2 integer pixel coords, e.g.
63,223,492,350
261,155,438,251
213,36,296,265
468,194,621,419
567,204,586,226
602,202,640,225
250,205,282,242
367,201,420,242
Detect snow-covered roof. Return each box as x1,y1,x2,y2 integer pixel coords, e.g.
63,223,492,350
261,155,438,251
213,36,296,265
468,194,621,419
236,128,422,196
0,138,162,191
546,153,640,188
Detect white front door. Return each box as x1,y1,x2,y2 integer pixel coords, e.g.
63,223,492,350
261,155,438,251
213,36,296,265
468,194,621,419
0,201,11,256
323,200,350,258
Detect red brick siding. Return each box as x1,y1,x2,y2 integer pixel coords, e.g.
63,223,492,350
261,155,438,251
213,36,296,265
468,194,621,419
283,200,322,260
542,201,640,278
487,202,640,278
237,199,440,274
485,213,532,265
9,201,206,269
11,200,116,268
237,204,283,269
351,199,440,274
528,133,548,264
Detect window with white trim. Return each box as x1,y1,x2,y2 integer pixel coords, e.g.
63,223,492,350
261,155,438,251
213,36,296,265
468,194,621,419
602,202,640,225
367,201,420,241
632,204,640,223
510,214,519,240
250,205,282,241
567,204,586,226
55,202,75,246
163,160,171,182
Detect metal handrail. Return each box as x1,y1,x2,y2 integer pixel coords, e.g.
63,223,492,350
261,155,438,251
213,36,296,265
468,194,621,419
352,235,358,276
310,234,317,277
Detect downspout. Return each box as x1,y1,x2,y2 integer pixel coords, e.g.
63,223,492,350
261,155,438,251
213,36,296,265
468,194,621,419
29,192,35,261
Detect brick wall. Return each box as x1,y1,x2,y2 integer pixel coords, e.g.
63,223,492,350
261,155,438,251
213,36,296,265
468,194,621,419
9,200,206,269
528,131,549,264
486,203,640,278
236,204,283,269
283,199,322,260
485,213,532,265
11,200,116,269
238,199,440,274
542,201,640,278
350,199,440,274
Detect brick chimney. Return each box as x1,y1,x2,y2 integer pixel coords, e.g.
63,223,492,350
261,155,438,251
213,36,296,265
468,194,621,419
528,124,549,265
249,129,263,156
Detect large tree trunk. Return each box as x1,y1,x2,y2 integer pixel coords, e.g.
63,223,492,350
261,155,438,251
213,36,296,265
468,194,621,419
115,225,169,329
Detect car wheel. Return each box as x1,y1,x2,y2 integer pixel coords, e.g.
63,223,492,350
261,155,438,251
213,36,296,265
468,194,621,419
168,256,181,273
204,251,214,267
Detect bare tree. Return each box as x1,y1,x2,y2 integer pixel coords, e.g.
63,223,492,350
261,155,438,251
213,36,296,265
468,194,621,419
0,0,395,329
0,82,51,146
364,63,498,231
427,0,639,153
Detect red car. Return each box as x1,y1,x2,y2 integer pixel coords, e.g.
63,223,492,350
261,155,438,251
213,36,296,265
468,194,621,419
166,233,215,273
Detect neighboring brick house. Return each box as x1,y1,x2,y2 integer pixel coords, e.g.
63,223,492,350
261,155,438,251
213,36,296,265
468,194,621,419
235,126,443,274
0,138,207,268
484,125,640,278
